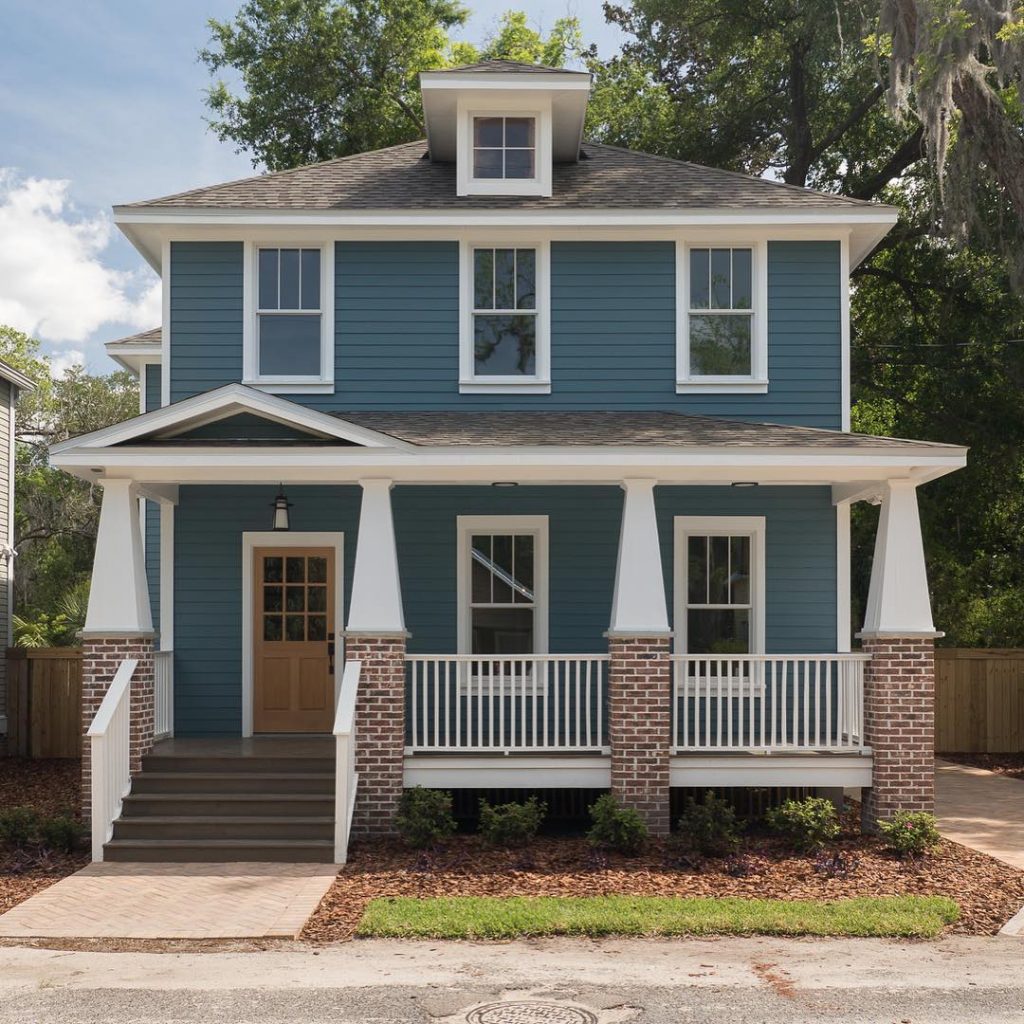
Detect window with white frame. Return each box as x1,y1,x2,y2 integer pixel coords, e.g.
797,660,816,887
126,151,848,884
458,516,548,657
472,116,536,180
247,245,332,388
461,243,549,389
679,245,766,390
675,516,765,665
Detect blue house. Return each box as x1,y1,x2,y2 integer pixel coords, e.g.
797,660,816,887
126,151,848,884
53,60,966,863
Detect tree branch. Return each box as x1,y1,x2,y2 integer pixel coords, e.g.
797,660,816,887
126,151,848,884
812,81,887,157
847,125,924,200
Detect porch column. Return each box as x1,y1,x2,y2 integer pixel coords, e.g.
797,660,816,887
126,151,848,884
346,478,407,837
607,479,672,835
858,479,939,830
80,479,155,821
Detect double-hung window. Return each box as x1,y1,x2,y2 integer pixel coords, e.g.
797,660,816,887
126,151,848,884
461,242,550,391
246,244,333,391
675,516,765,692
678,243,767,392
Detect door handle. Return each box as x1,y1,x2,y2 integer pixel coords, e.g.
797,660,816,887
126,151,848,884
328,640,336,676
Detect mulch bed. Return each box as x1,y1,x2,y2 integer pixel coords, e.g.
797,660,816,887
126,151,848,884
941,753,1024,780
0,758,87,915
303,816,1024,942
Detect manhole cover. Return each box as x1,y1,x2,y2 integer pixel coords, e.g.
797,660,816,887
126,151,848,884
466,1003,598,1024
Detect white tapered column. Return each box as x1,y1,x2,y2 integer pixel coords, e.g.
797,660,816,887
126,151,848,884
347,478,405,634
608,478,670,636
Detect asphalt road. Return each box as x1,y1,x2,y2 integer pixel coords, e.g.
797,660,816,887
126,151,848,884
0,934,1022,1023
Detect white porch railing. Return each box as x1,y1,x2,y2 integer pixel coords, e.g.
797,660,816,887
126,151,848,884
87,658,137,862
406,655,608,753
333,659,361,864
154,650,173,739
672,654,870,752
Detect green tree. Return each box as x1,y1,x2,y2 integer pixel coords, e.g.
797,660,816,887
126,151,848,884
201,2,582,171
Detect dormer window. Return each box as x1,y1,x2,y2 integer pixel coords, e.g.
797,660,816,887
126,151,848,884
473,117,536,180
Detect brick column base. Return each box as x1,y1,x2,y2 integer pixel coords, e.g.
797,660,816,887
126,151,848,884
608,634,672,835
859,635,936,832
348,634,407,837
81,635,155,822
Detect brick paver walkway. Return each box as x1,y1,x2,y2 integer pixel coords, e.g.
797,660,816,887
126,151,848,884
936,759,1024,871
0,862,338,939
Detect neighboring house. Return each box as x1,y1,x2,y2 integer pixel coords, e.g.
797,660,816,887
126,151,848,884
0,360,34,739
52,61,966,863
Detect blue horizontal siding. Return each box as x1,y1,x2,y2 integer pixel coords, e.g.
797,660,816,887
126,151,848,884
167,240,842,425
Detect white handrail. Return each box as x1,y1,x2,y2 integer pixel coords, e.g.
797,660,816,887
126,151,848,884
406,654,608,753
87,658,137,862
671,653,870,753
333,660,361,864
154,650,174,739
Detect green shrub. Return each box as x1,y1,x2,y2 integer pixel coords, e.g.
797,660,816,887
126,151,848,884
0,806,39,847
676,791,741,857
586,794,649,856
478,797,546,847
878,811,941,857
395,787,457,848
766,797,840,852
38,815,86,855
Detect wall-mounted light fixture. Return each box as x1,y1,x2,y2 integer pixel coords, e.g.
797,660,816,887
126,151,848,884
271,485,293,531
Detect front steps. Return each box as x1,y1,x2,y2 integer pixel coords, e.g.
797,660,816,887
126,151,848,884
104,750,336,862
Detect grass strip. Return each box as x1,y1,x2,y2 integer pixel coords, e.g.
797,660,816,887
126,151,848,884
357,894,959,940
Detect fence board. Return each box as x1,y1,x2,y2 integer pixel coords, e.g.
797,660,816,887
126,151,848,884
4,648,82,758
935,648,1024,753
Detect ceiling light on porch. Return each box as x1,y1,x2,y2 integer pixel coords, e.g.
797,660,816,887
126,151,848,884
731,481,759,488
491,481,519,488
271,485,293,531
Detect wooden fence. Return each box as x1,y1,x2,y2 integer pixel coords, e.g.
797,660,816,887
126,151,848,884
935,648,1024,753
5,647,82,758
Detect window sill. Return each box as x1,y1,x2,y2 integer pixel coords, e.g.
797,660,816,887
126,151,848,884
676,379,769,395
459,380,552,395
242,379,336,395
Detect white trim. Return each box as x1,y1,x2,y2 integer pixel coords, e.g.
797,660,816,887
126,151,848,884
459,239,551,390
456,515,549,656
242,241,335,392
159,503,174,651
676,240,768,391
404,754,609,789
836,501,851,653
670,753,872,788
161,240,171,407
420,71,592,88
137,364,148,416
840,234,852,431
6,392,14,649
51,382,408,454
457,102,553,198
241,531,345,738
673,515,766,657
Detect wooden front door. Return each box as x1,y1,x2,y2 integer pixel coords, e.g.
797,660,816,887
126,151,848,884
254,547,336,733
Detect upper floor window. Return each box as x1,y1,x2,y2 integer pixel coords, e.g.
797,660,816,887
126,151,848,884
473,117,536,180
677,243,767,394
244,243,334,392
459,241,550,393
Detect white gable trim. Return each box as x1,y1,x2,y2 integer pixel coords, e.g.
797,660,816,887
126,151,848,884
50,383,411,454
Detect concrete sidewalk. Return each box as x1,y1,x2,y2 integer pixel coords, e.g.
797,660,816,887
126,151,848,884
0,862,337,939
936,759,1024,870
0,936,1022,1023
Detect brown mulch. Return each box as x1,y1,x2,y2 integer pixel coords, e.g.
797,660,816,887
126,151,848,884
0,758,87,916
302,819,1024,942
941,753,1024,780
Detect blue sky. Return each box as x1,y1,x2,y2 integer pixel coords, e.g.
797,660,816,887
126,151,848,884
0,1,625,373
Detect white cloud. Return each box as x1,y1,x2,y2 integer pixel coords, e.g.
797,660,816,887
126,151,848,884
48,348,86,379
0,170,159,347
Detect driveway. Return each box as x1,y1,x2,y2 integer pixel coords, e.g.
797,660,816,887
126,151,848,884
0,936,1023,1023
936,758,1024,870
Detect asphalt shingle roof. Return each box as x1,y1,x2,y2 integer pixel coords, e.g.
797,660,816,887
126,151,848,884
433,58,589,75
106,327,161,347
332,411,960,451
121,141,884,212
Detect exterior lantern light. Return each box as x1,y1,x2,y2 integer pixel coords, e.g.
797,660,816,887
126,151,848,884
271,485,292,531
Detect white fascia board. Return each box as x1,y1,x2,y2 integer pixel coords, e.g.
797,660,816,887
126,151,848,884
105,342,162,376
0,362,37,393
49,382,412,454
419,73,592,90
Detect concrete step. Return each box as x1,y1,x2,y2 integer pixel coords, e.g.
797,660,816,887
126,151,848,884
102,838,336,863
112,816,335,842
121,793,335,818
130,771,335,796
142,755,335,775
